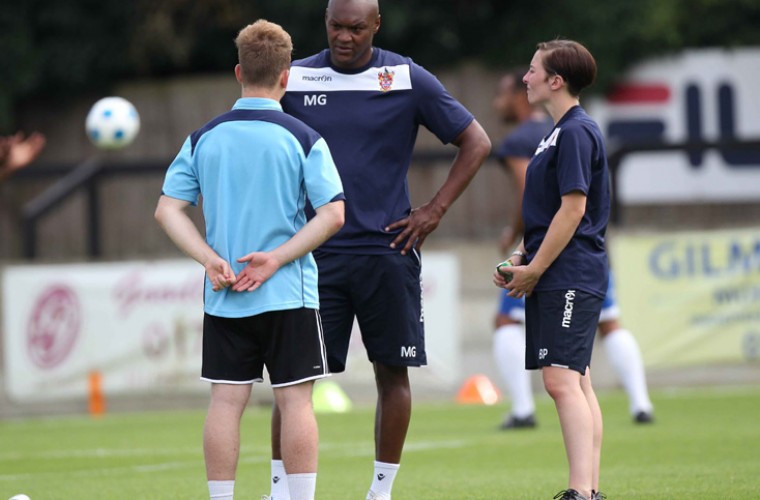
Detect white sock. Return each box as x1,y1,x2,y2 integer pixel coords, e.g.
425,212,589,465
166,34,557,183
208,480,234,499
493,324,535,417
270,459,290,500
368,461,399,498
287,473,316,500
603,328,654,414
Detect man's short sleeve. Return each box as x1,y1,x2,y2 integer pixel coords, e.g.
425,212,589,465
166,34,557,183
161,137,200,205
412,64,474,145
303,137,344,209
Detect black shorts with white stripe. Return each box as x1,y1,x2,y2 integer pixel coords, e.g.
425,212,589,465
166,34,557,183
201,308,329,387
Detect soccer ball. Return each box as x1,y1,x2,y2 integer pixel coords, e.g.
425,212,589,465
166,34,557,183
85,96,140,150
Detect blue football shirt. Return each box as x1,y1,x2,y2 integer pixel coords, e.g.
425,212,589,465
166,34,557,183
495,116,554,161
282,48,474,254
161,97,345,318
522,106,610,298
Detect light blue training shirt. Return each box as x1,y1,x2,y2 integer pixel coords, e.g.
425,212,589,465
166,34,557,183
161,97,345,318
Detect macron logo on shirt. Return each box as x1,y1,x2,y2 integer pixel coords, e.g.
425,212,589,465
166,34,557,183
301,74,333,82
535,127,561,155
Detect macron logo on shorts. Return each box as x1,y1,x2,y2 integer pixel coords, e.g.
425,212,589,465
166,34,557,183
562,289,576,328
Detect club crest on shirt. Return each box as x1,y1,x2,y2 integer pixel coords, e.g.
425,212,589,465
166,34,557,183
378,67,395,91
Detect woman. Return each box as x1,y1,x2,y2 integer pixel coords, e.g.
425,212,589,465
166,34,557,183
493,39,609,500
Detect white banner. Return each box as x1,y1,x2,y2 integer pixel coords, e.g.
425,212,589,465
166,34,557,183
587,47,760,204
2,260,205,402
1,254,460,402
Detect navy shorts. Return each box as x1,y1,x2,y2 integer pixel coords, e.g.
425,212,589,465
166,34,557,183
315,250,427,372
497,273,619,323
525,289,603,374
201,308,329,387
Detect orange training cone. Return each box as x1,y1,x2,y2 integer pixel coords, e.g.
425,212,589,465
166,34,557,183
455,374,501,405
88,370,106,417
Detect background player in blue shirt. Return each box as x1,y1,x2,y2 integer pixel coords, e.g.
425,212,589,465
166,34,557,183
493,40,609,500
155,20,345,500
276,1,491,499
491,69,553,429
491,69,654,430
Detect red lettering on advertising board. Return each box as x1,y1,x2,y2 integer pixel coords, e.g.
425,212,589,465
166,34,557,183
27,284,81,369
112,270,203,318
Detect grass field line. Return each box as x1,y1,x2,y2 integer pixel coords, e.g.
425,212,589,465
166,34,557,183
0,436,472,462
238,438,471,465
0,437,474,482
0,458,205,482
0,446,202,461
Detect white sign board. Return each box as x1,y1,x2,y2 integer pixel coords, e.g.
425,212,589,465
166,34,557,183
1,254,460,402
2,260,206,401
587,48,760,203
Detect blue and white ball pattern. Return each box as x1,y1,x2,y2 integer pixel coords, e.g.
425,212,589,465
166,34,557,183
85,97,140,150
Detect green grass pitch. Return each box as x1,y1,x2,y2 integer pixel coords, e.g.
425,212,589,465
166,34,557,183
1,386,759,499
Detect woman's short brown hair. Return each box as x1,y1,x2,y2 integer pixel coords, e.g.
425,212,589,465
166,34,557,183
537,39,597,97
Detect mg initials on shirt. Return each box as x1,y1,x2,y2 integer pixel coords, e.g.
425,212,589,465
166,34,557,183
304,94,327,106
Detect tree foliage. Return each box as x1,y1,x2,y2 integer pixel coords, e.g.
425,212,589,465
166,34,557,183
2,0,760,131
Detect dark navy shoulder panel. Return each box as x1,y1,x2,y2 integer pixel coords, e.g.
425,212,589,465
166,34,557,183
190,109,322,156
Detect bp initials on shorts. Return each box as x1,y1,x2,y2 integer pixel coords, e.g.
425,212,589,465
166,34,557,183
525,289,603,374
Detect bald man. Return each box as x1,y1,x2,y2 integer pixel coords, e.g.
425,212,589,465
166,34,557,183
274,1,491,499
